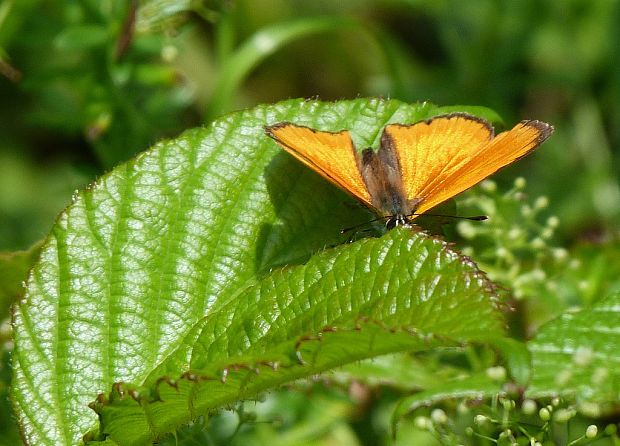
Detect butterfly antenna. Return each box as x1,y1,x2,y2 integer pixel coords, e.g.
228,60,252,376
340,216,389,234
341,213,486,235
409,213,488,221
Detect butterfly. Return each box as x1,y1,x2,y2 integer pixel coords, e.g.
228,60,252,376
265,112,553,229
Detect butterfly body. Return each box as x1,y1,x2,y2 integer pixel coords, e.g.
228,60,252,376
358,136,418,227
266,112,553,228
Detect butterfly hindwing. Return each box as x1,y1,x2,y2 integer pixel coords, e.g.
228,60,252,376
265,123,373,209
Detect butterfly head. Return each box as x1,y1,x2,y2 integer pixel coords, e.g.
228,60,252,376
385,214,413,230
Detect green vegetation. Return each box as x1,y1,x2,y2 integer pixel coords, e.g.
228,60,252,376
1,1,619,445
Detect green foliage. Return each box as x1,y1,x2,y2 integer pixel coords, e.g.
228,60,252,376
3,1,620,445
0,245,41,445
0,350,21,446
0,0,193,168
203,16,366,121
0,244,40,315
3,0,620,248
454,178,570,330
87,229,502,445
391,290,620,445
528,292,620,406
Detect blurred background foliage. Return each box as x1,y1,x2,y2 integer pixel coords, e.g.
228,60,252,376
1,0,620,251
1,0,620,444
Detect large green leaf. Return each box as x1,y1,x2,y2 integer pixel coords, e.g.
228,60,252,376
89,229,503,445
11,98,505,446
527,292,620,404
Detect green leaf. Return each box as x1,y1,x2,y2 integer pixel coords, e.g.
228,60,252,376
332,353,460,391
391,372,504,432
53,25,110,51
0,0,41,47
0,243,41,315
90,229,503,445
0,250,41,446
11,98,504,446
0,350,21,446
527,292,620,405
490,337,531,386
136,0,193,31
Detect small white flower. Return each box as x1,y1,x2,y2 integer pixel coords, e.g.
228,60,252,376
514,177,527,189
586,425,598,439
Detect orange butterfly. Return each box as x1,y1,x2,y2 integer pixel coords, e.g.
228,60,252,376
265,113,553,229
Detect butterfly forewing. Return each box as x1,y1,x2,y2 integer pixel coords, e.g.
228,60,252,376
411,119,553,214
265,123,373,209
383,114,494,216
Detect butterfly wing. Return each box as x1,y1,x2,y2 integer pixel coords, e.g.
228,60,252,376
265,123,374,209
416,119,553,214
384,114,553,216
